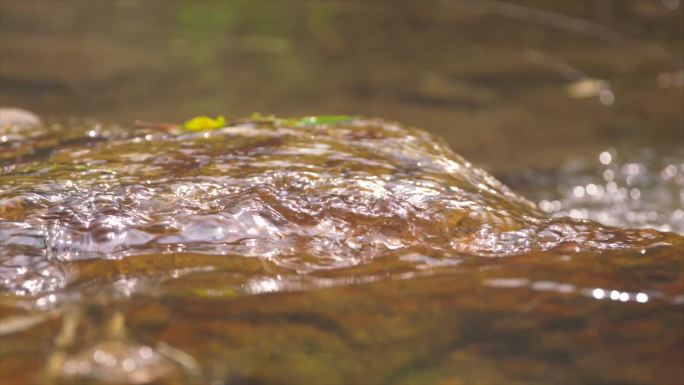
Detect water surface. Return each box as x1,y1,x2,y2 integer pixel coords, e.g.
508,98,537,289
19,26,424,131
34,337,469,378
0,1,683,384
1,117,683,384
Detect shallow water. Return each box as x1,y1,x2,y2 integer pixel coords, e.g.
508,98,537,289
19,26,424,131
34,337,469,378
502,146,684,233
1,117,683,384
1,1,683,384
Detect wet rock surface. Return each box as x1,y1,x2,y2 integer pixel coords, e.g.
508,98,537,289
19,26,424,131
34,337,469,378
1,117,683,384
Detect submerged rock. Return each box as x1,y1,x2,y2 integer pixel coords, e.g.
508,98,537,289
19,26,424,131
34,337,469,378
1,116,683,385
0,117,678,296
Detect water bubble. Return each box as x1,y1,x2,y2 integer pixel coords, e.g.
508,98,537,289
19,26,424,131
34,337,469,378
610,290,620,300
623,163,642,176
569,209,584,219
586,184,598,196
139,346,153,360
661,164,677,180
599,89,615,105
636,293,649,303
592,288,605,299
673,209,684,221
599,151,612,165
122,358,136,372
603,169,614,181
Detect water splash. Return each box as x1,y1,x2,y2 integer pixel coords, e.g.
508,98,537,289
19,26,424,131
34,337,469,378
528,147,684,233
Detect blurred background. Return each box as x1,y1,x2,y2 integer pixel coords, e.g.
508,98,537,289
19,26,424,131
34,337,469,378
1,0,682,172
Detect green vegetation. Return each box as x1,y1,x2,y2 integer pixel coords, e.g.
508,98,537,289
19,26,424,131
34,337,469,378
178,114,360,131
295,115,359,127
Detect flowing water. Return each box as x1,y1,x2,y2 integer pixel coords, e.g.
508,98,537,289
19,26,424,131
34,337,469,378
1,116,683,384
0,1,683,385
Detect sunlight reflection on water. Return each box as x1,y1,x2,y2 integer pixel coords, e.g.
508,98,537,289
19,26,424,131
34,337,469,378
531,148,684,233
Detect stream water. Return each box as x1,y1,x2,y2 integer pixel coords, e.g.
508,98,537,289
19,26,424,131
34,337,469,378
1,1,683,384
1,116,683,384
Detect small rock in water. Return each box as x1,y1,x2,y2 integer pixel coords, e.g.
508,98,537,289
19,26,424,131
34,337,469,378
0,107,42,128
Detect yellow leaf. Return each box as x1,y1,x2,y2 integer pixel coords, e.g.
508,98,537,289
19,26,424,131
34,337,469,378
183,115,226,131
